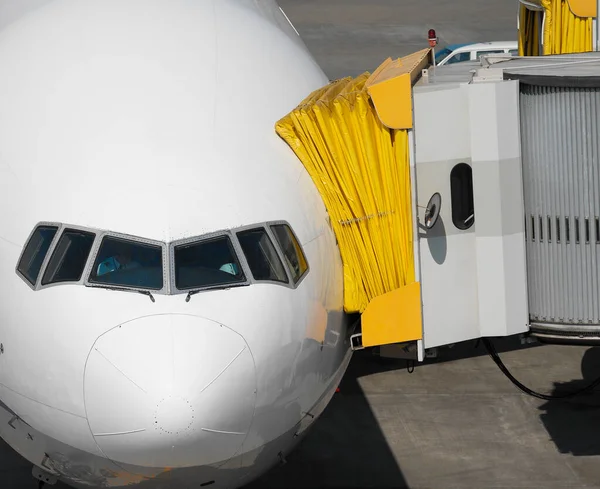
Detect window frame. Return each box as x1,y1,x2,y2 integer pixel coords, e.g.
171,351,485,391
84,230,169,295
16,219,310,295
268,220,310,287
235,224,291,286
38,224,99,290
15,221,62,290
450,162,475,231
168,229,251,295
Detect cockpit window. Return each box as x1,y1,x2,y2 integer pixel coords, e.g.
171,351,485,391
17,220,308,294
270,224,308,283
237,228,288,283
17,225,58,285
174,236,245,290
88,236,163,290
42,229,96,285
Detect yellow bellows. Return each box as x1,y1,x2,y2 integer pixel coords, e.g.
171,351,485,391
275,73,415,314
542,0,593,54
518,0,593,56
519,4,541,56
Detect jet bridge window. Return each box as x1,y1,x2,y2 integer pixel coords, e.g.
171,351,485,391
17,225,59,285
270,224,308,283
89,236,163,290
450,163,475,230
42,229,96,285
237,228,288,283
174,236,245,290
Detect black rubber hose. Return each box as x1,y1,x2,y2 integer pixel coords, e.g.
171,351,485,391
482,338,600,401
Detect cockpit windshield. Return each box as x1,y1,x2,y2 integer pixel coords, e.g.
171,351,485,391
173,236,245,290
18,220,309,296
89,236,164,290
42,229,96,285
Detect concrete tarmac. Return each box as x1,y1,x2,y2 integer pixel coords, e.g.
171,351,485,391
4,2,600,489
278,0,518,79
249,339,600,489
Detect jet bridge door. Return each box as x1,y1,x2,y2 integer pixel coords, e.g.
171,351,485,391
412,79,529,349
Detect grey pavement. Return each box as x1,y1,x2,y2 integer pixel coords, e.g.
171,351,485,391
278,0,519,79
249,339,600,488
4,2,600,489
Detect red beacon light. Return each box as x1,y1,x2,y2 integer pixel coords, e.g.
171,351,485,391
428,28,438,47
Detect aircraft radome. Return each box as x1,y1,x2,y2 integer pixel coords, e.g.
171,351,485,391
0,0,353,487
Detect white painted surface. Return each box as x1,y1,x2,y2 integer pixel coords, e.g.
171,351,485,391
0,1,351,487
468,80,529,338
414,84,481,349
414,77,529,348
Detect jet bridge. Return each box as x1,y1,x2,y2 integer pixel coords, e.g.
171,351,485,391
276,50,600,360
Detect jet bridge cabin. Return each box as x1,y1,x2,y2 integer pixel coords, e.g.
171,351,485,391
276,50,600,360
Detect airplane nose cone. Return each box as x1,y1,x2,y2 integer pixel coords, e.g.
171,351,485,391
84,314,256,468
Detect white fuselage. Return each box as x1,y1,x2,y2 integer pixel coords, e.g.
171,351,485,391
0,1,352,488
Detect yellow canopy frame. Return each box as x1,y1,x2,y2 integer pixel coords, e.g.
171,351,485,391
276,49,431,347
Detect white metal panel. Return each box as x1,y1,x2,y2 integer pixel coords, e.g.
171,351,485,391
414,85,481,349
413,85,472,164
0,0,329,245
468,80,529,338
0,385,104,457
0,0,351,486
408,129,425,360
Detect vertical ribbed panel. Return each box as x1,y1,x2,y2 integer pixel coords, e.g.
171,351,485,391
520,84,600,327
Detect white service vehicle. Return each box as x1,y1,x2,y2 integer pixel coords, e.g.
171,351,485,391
435,41,518,65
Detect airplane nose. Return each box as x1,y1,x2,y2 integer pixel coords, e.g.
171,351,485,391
83,314,256,469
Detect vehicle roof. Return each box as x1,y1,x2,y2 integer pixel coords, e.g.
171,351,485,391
445,43,469,51
450,41,518,52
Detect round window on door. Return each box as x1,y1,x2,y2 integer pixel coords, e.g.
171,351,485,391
450,163,475,230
